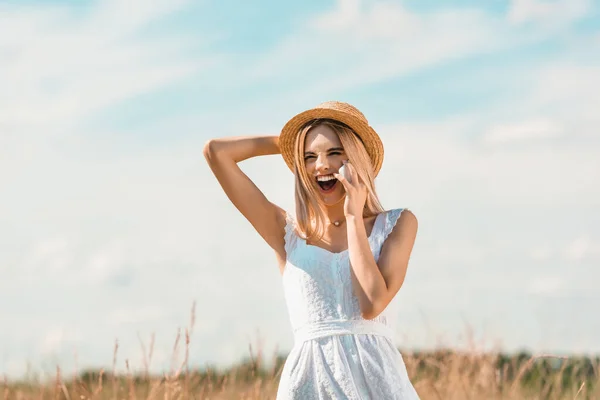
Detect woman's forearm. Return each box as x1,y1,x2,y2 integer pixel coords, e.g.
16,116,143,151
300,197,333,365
204,135,280,163
346,216,388,319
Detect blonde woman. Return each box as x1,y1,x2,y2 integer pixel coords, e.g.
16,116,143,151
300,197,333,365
203,101,420,399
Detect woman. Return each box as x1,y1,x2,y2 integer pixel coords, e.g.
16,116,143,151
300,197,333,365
203,101,420,399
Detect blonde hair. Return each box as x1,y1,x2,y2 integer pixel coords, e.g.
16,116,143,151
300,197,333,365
292,119,385,240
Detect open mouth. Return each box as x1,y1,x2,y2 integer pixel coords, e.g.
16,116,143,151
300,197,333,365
316,176,338,192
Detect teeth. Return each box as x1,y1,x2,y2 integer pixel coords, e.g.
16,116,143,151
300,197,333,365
316,175,336,182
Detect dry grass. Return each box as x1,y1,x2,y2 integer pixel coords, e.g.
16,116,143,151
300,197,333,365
3,304,599,399
4,350,598,400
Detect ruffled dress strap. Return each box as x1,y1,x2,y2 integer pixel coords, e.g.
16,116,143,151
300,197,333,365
372,208,406,255
283,211,299,256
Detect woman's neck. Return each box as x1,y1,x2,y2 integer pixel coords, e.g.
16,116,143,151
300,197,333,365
323,196,346,225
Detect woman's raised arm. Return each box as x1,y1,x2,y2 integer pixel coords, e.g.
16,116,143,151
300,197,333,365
203,136,287,255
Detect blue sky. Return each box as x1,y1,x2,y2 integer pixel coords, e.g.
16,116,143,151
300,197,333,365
1,0,599,379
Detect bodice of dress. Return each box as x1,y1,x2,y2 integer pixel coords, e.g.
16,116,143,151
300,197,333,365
281,209,405,343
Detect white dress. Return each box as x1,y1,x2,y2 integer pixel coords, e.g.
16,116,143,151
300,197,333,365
276,208,420,399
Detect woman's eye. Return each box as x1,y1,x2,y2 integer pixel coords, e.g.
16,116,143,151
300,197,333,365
329,152,342,156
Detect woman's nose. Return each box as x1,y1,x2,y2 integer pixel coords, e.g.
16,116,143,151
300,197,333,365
315,155,330,172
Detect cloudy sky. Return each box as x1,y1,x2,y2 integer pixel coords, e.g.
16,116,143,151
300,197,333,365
1,0,599,379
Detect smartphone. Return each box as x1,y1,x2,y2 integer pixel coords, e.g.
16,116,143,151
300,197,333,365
339,164,352,183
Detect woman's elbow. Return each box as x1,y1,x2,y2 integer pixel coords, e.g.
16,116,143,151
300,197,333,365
361,297,390,320
203,139,216,158
203,139,224,164
361,306,381,320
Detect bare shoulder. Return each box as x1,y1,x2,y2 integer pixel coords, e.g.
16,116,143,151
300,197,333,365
398,208,418,228
387,208,418,242
378,208,418,274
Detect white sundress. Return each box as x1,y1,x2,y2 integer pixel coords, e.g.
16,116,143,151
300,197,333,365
276,208,420,400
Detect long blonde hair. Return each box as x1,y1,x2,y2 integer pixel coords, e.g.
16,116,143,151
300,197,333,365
293,119,385,240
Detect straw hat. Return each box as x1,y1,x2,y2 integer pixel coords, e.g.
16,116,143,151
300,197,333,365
279,101,384,176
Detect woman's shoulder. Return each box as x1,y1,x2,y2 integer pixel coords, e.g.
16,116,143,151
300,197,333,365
377,208,417,234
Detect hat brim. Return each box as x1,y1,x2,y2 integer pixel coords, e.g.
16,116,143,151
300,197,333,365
279,108,384,176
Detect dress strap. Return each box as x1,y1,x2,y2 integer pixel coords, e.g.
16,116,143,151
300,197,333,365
372,208,405,253
284,211,299,255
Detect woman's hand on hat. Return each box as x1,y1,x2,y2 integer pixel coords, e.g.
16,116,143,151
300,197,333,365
334,160,367,218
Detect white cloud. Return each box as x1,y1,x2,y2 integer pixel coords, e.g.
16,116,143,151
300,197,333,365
530,245,553,260
0,0,209,137
508,0,591,25
429,239,489,265
528,275,563,295
527,65,600,138
22,237,73,275
241,0,595,106
92,0,192,33
311,0,421,39
244,1,501,99
0,0,218,196
482,118,563,145
85,241,128,283
40,327,82,355
107,306,166,326
376,118,599,208
564,236,600,261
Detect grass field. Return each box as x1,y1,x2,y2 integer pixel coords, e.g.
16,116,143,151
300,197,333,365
4,306,598,399
4,340,598,399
